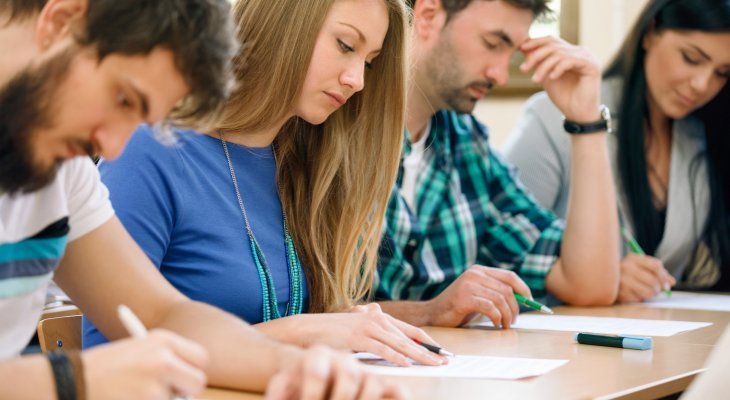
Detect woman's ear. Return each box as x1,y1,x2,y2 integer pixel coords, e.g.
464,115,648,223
35,0,88,50
642,19,658,52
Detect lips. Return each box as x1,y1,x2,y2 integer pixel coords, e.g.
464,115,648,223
675,91,697,108
324,91,346,107
468,85,489,99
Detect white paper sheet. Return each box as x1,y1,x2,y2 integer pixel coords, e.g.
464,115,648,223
642,291,730,312
354,353,567,379
467,314,711,337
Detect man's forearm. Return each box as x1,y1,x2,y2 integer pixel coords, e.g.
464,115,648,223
156,300,297,392
554,133,620,305
376,300,432,327
0,355,55,399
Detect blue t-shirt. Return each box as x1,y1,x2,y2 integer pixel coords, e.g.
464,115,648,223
82,126,309,348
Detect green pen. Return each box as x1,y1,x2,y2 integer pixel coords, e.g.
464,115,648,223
514,292,553,314
621,227,672,298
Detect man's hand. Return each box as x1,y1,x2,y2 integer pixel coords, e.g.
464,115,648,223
265,345,409,400
83,330,208,400
426,265,532,328
617,253,676,303
520,36,603,123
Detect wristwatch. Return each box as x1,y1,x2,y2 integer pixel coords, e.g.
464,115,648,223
563,104,612,134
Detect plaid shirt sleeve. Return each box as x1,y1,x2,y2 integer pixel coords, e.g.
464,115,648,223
375,186,417,300
478,146,564,296
376,111,564,301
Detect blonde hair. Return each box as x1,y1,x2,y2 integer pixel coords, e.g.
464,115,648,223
218,0,409,312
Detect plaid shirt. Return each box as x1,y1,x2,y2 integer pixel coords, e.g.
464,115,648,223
376,110,564,301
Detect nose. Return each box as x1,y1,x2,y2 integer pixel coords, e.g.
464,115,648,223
485,53,512,87
94,119,140,160
340,60,365,93
690,68,715,95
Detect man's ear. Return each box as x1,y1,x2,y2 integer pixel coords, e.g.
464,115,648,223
35,0,88,50
412,0,447,40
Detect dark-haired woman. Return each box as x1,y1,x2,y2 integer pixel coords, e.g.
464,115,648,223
505,0,730,302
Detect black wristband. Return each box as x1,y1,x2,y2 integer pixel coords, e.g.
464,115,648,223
67,351,86,400
562,104,612,134
47,351,77,400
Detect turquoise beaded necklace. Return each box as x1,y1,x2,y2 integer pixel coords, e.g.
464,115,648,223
219,132,304,321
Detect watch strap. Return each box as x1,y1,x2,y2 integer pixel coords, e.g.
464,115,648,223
563,105,611,134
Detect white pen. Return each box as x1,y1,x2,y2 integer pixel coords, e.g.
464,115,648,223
117,304,148,338
117,304,192,400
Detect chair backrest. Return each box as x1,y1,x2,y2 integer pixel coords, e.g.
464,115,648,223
37,315,82,352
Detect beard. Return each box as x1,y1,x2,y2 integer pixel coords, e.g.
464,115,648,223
422,32,495,114
0,49,76,195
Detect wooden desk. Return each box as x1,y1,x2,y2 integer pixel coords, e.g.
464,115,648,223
554,304,730,346
41,304,82,320
199,304,730,400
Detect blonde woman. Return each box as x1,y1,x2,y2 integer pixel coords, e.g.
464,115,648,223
83,0,446,367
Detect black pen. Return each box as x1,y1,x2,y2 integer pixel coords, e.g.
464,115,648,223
416,341,455,357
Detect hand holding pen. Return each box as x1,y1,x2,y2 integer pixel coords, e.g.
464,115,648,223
514,293,553,314
619,228,676,303
117,305,208,400
426,265,535,329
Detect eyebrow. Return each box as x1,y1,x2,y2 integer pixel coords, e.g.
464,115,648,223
339,22,366,44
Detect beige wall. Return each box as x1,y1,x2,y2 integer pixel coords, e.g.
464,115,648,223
475,0,650,149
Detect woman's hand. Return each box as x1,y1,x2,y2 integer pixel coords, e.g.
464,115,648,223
334,303,446,366
278,304,447,367
617,253,676,303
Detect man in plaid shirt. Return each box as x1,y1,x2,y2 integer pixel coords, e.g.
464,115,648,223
375,0,621,328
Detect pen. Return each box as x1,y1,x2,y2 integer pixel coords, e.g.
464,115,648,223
621,227,672,298
415,341,455,357
514,292,553,314
575,332,653,350
117,304,148,338
117,305,192,400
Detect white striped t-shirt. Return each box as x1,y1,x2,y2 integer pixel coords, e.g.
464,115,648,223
0,157,113,359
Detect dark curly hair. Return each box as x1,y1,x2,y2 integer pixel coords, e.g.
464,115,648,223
1,0,236,126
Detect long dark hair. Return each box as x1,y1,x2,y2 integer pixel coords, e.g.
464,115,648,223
604,0,730,272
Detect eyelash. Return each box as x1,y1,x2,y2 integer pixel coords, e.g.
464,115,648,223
116,92,133,109
337,39,373,70
483,39,499,50
681,51,700,65
681,51,730,78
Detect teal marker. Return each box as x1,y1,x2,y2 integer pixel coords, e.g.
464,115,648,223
621,227,672,298
575,333,653,350
514,292,553,314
